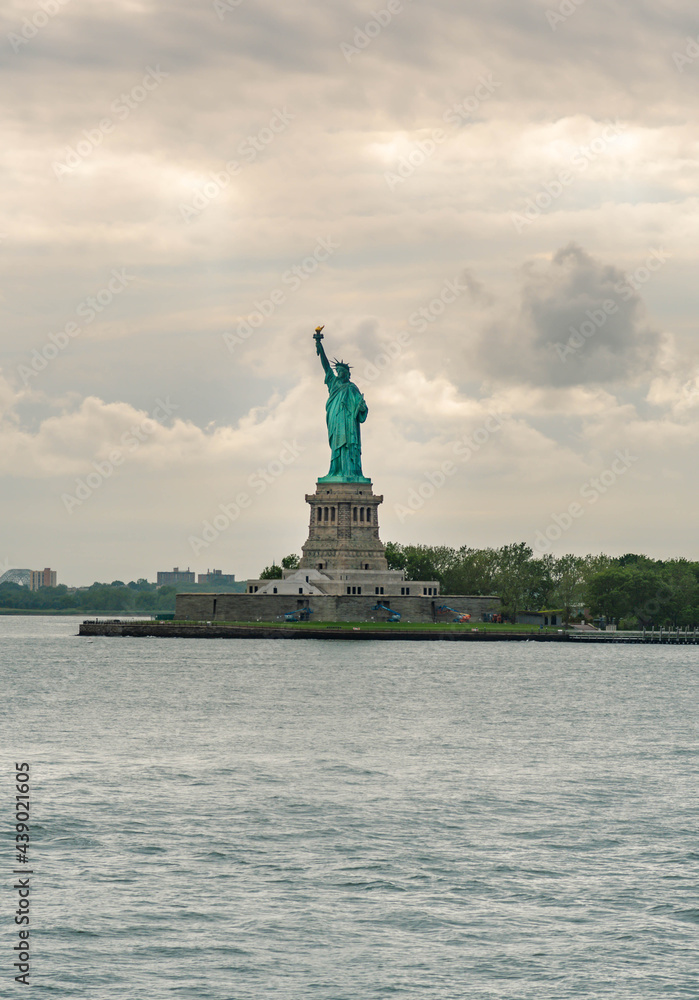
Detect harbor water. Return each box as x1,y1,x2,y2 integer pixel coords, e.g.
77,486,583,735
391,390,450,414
2,616,697,998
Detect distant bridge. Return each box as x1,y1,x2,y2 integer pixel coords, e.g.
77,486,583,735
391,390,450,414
0,568,32,587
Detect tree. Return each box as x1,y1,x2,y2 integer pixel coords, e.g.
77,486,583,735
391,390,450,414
552,554,585,622
584,567,632,621
258,556,300,578
528,554,556,610
615,553,655,569
383,544,456,586
625,567,664,624
0,582,31,608
581,553,614,578
155,586,177,612
259,563,283,579
385,542,407,572
442,547,498,595
656,561,699,626
494,543,534,619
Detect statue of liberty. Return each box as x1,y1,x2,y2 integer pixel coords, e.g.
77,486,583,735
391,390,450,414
313,326,370,483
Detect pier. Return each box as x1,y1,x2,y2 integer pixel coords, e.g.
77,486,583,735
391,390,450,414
567,627,699,645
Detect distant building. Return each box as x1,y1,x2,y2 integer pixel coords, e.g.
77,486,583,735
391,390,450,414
516,610,564,627
197,569,236,585
157,567,195,586
30,568,57,590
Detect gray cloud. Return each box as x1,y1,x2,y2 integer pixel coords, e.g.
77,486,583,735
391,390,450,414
476,244,663,387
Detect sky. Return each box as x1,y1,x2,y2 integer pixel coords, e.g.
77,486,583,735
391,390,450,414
1,0,698,586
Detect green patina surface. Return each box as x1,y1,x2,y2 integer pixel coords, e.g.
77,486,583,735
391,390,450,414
314,328,370,483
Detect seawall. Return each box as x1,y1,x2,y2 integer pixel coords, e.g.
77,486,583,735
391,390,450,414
79,621,566,641
77,622,699,643
174,592,501,624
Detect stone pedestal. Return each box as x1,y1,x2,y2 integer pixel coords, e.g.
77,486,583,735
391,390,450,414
299,481,388,571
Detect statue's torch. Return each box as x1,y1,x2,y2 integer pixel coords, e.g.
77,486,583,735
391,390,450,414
314,325,324,353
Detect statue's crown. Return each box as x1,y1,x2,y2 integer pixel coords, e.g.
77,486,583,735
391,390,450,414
333,358,351,371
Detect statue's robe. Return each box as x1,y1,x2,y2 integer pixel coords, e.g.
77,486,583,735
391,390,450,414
323,369,368,479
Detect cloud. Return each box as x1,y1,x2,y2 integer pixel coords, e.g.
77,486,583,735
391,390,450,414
0,383,313,479
1,0,698,579
474,244,663,387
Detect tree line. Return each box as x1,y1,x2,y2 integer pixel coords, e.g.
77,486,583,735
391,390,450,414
384,543,699,627
0,579,178,614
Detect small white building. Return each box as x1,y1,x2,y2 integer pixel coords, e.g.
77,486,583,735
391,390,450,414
247,567,440,599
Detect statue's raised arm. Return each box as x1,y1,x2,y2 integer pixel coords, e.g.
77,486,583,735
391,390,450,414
313,326,370,484
314,325,332,378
